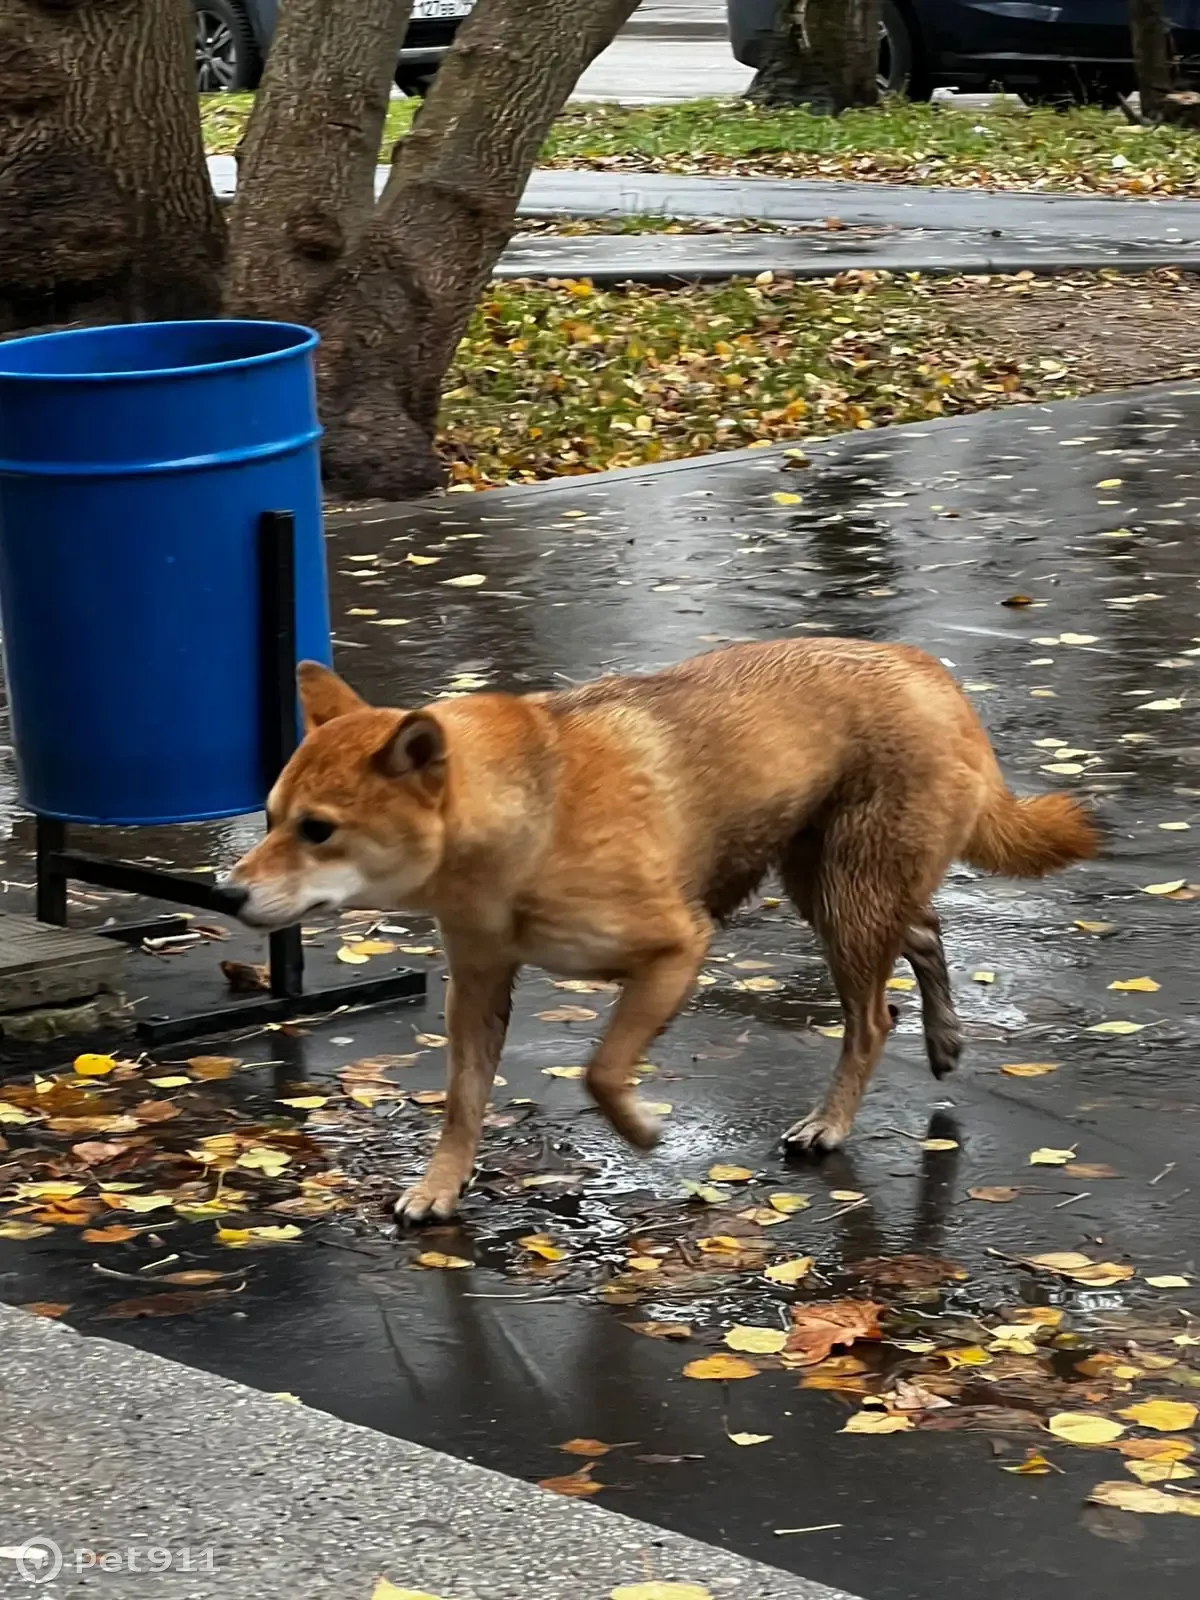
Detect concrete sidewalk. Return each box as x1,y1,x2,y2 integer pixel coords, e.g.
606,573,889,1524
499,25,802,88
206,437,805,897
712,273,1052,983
0,1304,858,1600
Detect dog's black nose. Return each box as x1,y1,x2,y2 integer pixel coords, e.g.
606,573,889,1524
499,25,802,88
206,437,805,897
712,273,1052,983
219,883,250,914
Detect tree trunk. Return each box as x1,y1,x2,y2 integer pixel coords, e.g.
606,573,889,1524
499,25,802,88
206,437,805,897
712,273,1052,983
747,0,881,113
226,0,412,324
0,0,223,333
1128,0,1174,120
303,0,643,502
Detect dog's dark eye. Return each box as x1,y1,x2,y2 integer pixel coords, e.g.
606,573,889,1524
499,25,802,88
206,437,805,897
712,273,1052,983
296,815,336,846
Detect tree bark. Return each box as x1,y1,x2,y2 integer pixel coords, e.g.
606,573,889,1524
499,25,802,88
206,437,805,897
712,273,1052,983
1128,0,1174,121
307,0,643,502
747,0,881,113
226,0,412,324
0,0,223,333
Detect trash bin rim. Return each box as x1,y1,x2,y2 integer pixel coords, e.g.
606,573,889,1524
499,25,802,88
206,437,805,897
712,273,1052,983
0,319,319,384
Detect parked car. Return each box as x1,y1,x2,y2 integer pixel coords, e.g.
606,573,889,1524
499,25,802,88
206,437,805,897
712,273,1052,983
727,0,1200,101
193,0,474,95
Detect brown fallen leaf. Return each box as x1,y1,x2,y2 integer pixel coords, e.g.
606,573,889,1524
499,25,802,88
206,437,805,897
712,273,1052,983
968,1186,1021,1203
630,1321,693,1341
101,1290,231,1319
1118,1438,1195,1462
131,1099,181,1124
559,1438,614,1457
187,1055,240,1080
850,1255,965,1289
537,1463,603,1497
536,1005,598,1023
1088,1480,1200,1517
20,1302,68,1318
81,1224,139,1244
785,1299,883,1366
220,959,270,993
70,1140,135,1165
1064,1162,1119,1179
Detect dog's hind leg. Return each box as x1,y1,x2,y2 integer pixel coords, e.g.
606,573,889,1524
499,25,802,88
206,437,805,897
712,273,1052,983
902,907,962,1080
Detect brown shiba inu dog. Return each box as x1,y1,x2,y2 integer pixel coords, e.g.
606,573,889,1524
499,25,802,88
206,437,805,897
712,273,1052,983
228,639,1096,1223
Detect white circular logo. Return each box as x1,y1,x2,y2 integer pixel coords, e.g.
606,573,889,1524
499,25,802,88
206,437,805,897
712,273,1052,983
15,1538,62,1584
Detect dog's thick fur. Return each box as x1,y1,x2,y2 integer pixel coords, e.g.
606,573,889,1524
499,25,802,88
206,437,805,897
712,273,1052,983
229,639,1096,1222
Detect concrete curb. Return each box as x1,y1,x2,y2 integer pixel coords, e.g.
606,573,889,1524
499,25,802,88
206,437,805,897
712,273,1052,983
0,1303,861,1600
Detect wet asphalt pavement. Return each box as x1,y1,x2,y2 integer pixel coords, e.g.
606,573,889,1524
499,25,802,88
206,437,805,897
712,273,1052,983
4,384,1200,1598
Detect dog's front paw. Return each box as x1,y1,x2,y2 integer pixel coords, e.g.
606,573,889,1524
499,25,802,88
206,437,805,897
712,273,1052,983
394,1177,464,1226
782,1110,850,1155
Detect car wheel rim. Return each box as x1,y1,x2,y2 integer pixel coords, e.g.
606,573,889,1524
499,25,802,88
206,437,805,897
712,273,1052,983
877,18,904,94
195,10,237,92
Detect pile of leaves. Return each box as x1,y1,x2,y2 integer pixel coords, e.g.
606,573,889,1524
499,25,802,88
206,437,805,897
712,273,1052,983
198,93,1200,198
439,273,1067,488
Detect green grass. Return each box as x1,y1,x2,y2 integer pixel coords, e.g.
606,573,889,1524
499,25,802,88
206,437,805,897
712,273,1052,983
437,275,1074,489
200,92,1200,195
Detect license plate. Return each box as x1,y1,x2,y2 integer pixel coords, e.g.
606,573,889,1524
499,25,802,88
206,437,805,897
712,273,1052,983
411,0,473,17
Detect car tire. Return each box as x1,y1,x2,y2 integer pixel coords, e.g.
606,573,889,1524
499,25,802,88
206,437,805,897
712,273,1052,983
879,0,932,100
194,0,262,94
394,68,439,97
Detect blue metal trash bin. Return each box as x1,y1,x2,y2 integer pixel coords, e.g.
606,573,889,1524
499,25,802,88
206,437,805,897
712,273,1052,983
0,319,332,825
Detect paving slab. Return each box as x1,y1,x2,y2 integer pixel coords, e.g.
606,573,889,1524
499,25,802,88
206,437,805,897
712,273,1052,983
0,1303,852,1600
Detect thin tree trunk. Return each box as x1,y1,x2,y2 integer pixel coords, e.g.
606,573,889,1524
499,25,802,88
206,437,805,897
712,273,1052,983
226,0,412,323
307,0,642,501
747,0,881,113
1129,0,1173,120
0,0,223,333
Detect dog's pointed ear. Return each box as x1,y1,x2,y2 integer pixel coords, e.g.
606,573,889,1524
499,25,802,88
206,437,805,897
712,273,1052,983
297,662,367,732
374,711,446,788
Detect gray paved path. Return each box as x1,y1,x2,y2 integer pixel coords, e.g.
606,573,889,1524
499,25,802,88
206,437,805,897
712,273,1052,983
0,1303,856,1600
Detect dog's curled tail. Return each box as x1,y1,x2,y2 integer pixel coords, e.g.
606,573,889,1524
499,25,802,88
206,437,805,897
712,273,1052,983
964,787,1098,878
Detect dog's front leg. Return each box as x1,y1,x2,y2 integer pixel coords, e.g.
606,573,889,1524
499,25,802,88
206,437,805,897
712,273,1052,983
395,960,516,1225
585,933,708,1150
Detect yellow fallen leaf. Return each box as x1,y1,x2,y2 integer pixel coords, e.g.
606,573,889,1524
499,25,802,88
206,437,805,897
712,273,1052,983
1048,1412,1126,1445
771,491,803,505
1143,879,1187,895
0,1103,35,1125
414,1252,472,1270
763,1256,814,1286
830,1189,864,1203
683,1354,759,1381
767,1193,810,1214
641,1101,673,1117
708,1164,754,1183
148,1075,191,1088
815,1024,844,1039
1060,633,1098,645
942,1346,991,1369
236,1146,293,1175
728,1431,773,1447
921,1138,959,1152
348,939,398,956
1119,1436,1194,1459
442,573,487,587
1026,1251,1093,1272
735,975,781,992
1127,1459,1197,1485
611,1586,715,1600
0,1220,52,1238
519,1234,567,1262
1003,1452,1054,1475
1087,1480,1200,1516
277,1095,329,1109
1108,977,1161,992
543,1065,584,1080
886,975,916,991
336,947,370,965
627,1256,662,1272
1146,1275,1191,1289
1087,1020,1146,1035
13,1181,85,1200
1119,1399,1198,1432
1144,698,1184,712
1096,478,1123,488
842,1411,914,1434
250,1224,302,1242
111,1193,175,1213
1159,821,1191,831
371,1584,449,1600
738,1205,789,1227
696,1235,743,1255
1029,1147,1075,1165
1075,920,1116,934
972,970,995,984
1001,1062,1058,1078
405,553,440,566
73,1053,117,1077
681,1182,727,1204
724,1325,788,1355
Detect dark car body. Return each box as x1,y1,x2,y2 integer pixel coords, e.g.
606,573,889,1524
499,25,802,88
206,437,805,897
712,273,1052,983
193,0,472,94
728,0,1200,98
